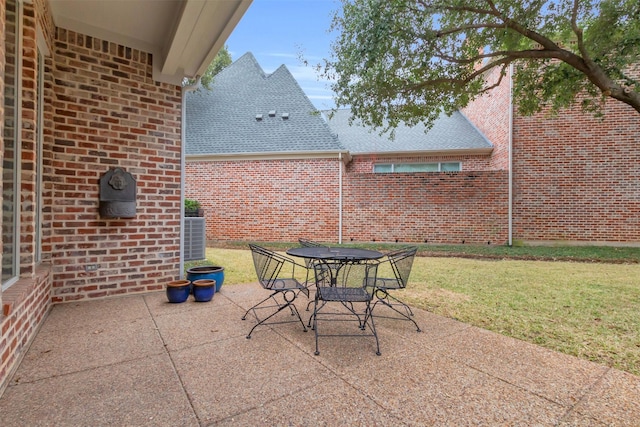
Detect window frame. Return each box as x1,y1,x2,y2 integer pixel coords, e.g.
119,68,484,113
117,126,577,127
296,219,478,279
35,43,45,263
373,162,461,173
2,0,23,290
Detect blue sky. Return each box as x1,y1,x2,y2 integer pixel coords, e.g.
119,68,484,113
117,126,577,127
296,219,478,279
225,0,340,110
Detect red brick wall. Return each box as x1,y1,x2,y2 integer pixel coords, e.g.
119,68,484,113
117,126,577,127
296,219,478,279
512,100,640,243
1,0,55,397
49,29,184,301
348,154,495,173
0,267,51,396
186,158,342,242
462,66,511,170
343,170,509,244
186,158,509,244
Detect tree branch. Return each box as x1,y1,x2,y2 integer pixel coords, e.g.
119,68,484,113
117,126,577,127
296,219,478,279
571,0,591,62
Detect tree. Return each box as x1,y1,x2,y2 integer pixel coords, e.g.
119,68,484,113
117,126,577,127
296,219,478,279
184,45,232,90
322,0,640,131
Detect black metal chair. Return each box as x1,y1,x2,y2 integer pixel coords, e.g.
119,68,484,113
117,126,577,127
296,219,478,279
298,238,327,248
298,237,332,310
242,244,310,338
371,246,421,332
310,260,381,355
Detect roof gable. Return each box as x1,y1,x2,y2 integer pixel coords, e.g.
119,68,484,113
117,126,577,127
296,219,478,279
186,52,343,156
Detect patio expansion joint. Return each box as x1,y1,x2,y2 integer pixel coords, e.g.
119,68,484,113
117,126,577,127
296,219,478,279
554,366,614,424
142,295,202,425
213,376,339,425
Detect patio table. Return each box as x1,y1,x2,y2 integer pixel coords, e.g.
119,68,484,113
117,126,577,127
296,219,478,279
286,246,383,285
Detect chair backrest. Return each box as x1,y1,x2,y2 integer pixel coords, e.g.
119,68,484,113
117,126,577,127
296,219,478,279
387,247,418,288
249,244,285,290
315,261,378,294
298,238,327,248
298,238,328,269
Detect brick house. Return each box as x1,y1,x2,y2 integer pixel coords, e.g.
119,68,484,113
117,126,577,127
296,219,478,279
186,53,509,244
186,52,349,242
0,0,251,395
186,54,639,247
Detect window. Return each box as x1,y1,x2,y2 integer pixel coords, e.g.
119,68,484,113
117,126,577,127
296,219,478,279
35,45,45,262
373,162,461,173
2,0,21,289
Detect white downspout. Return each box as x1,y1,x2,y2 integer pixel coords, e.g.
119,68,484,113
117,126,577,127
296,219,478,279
180,77,201,278
508,64,514,246
338,152,343,244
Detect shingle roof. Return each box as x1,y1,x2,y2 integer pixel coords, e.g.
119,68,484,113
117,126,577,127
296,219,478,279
322,109,493,155
186,52,344,155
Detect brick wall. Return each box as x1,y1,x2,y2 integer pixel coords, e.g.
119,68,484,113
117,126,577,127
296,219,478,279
186,157,509,244
512,99,640,243
462,66,511,170
1,0,186,396
1,0,55,397
343,170,509,244
186,158,342,242
348,153,496,173
49,29,184,301
0,266,51,396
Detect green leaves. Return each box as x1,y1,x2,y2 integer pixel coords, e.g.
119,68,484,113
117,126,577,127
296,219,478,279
322,0,640,130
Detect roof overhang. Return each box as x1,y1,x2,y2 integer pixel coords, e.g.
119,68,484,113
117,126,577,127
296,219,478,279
186,151,353,164
351,147,494,157
49,0,253,85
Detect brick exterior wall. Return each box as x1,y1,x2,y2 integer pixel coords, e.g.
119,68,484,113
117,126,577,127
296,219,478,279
186,61,639,246
1,0,185,394
1,0,56,397
185,158,342,242
512,100,640,243
462,66,511,170
186,157,509,244
462,64,640,245
348,153,496,173
50,29,183,301
343,170,509,244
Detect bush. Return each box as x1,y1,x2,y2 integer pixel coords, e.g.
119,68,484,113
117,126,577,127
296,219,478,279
184,198,202,217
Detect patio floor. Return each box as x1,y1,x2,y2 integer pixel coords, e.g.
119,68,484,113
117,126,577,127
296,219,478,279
1,281,639,426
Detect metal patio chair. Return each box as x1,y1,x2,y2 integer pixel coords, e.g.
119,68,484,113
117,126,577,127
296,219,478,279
371,246,421,332
242,244,310,338
310,260,381,356
298,238,327,248
298,238,339,310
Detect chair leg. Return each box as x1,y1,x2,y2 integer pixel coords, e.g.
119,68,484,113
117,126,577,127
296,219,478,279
372,289,421,332
243,290,308,338
312,298,380,356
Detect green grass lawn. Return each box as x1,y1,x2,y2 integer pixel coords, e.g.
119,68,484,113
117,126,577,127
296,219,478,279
189,244,640,376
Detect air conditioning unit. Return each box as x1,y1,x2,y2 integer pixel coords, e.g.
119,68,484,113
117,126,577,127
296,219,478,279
184,217,206,261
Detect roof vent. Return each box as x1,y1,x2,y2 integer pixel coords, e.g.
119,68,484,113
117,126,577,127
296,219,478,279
268,110,276,117
281,112,289,120
255,114,263,121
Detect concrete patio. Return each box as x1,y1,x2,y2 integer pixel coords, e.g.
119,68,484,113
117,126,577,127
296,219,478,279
1,281,638,426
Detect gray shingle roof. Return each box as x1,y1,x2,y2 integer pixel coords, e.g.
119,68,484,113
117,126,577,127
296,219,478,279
322,109,493,155
186,52,344,155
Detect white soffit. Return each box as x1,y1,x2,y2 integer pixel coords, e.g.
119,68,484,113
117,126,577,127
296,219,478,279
49,0,252,85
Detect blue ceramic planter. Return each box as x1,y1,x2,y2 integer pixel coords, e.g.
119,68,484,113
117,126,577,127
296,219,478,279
192,279,215,302
166,280,191,303
187,266,225,293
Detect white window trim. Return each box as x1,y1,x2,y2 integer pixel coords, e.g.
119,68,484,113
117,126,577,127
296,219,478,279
373,162,462,173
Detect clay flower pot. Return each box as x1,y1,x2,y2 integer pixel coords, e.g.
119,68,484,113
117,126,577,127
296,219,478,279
166,279,191,303
192,279,216,302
